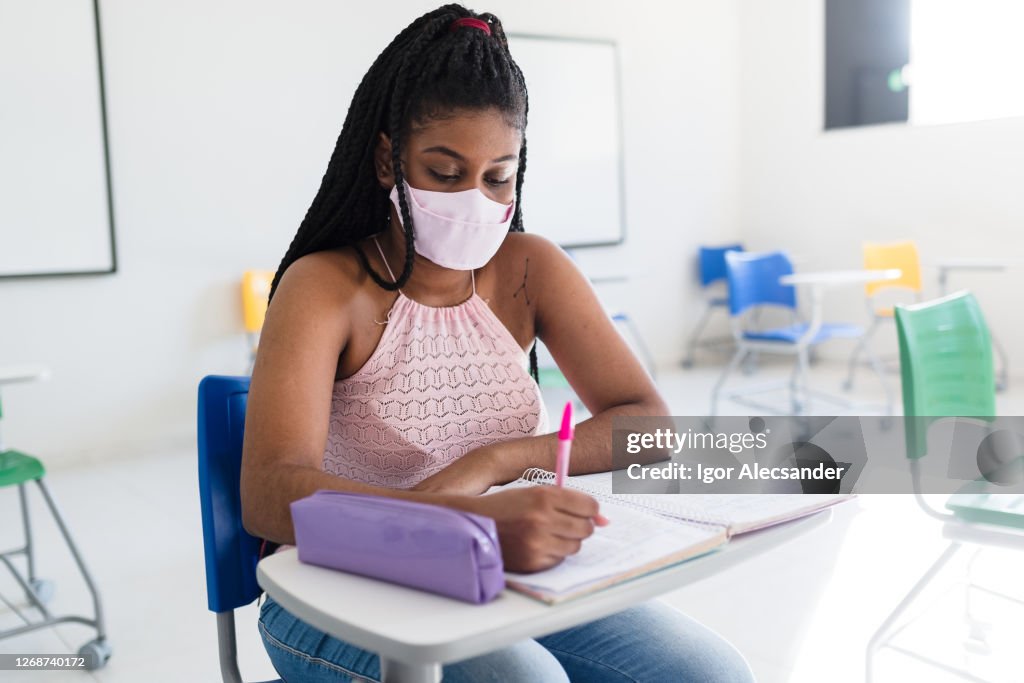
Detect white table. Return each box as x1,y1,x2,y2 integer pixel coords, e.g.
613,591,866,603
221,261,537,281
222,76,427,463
778,268,902,344
779,268,902,289
257,510,829,683
777,269,902,414
0,364,50,386
935,258,1024,296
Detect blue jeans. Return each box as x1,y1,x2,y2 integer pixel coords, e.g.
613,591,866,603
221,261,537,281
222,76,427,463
258,594,754,682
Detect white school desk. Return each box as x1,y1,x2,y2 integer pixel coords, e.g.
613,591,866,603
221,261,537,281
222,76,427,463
257,508,830,683
778,268,902,335
777,269,901,414
0,364,50,386
779,268,902,294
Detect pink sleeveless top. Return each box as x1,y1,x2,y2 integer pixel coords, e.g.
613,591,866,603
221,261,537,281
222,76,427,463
321,237,550,488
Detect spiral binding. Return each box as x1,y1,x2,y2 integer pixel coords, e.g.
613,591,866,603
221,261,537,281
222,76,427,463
516,468,730,531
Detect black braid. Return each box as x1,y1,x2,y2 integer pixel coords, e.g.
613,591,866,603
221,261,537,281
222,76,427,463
269,4,541,382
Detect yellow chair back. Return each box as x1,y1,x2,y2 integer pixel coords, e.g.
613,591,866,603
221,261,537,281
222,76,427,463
242,270,274,333
863,241,922,298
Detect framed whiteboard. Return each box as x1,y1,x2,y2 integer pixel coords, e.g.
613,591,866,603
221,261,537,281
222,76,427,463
0,0,117,279
507,34,626,249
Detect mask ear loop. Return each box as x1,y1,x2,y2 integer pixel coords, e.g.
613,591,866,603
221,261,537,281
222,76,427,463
376,211,395,326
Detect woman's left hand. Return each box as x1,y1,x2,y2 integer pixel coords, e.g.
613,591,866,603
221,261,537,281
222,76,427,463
411,446,509,496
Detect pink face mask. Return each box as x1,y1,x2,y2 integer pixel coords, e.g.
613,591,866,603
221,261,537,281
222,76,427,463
389,179,515,271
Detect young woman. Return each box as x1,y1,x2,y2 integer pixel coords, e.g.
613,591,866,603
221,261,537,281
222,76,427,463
240,5,754,682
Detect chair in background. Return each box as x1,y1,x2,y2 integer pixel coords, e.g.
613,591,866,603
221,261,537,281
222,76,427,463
897,291,995,457
844,241,922,391
242,271,274,375
682,244,744,368
868,292,1024,680
0,364,110,669
197,374,282,683
554,249,658,381
710,251,865,416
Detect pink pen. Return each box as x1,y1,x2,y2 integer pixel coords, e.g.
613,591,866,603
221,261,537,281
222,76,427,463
555,401,574,487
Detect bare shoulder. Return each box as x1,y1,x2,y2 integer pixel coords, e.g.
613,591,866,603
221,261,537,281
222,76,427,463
491,232,574,280
273,247,367,303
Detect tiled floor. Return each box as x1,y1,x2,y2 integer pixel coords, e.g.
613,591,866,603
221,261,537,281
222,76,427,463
2,361,1022,682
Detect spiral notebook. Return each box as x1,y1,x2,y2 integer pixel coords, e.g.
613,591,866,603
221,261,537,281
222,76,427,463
500,468,852,604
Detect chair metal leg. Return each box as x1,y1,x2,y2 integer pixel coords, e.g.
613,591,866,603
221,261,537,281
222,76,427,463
844,317,880,391
0,589,32,626
216,611,244,683
0,554,52,620
710,348,748,417
682,301,713,368
34,479,107,641
18,483,37,585
862,345,895,416
380,658,442,683
992,332,1009,392
866,542,963,683
789,347,810,415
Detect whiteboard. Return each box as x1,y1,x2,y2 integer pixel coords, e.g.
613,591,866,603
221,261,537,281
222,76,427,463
507,35,626,248
0,0,116,278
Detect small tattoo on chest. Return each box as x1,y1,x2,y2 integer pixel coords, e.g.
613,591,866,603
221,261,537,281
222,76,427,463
512,258,531,306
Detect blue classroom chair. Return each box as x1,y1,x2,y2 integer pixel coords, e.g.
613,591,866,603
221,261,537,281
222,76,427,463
709,251,871,416
197,374,282,683
682,244,743,368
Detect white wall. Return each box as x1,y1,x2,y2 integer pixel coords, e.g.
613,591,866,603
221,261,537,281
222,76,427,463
737,0,1024,361
0,0,741,468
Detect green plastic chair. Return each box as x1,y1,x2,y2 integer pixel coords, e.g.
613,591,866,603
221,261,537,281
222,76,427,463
894,290,996,460
870,292,1021,678
0,367,111,668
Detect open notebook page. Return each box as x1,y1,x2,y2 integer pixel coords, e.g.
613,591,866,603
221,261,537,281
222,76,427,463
523,470,852,537
504,495,726,603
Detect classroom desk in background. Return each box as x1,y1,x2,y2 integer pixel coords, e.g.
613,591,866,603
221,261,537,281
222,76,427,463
257,508,830,683
933,258,1024,391
0,364,50,386
777,268,901,415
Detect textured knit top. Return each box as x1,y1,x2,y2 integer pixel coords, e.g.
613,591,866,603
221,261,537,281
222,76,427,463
321,236,550,488
263,238,551,559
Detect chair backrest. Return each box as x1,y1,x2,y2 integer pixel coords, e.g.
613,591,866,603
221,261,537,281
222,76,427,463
863,241,922,297
724,250,796,316
895,292,996,458
198,374,262,613
242,271,274,334
698,244,744,287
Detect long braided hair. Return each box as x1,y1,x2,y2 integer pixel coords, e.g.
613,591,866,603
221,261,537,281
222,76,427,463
269,4,538,380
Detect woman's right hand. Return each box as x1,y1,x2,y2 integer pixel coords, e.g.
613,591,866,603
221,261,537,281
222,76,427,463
460,486,610,573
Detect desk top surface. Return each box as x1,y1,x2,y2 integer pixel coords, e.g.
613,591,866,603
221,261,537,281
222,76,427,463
257,509,829,665
779,268,901,286
0,364,50,385
934,258,1021,271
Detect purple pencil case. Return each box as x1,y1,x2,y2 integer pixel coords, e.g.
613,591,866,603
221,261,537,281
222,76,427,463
290,490,504,604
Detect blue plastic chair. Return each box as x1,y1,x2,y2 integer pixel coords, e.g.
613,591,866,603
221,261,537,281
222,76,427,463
699,243,744,288
197,374,282,683
683,244,743,367
710,251,864,415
